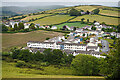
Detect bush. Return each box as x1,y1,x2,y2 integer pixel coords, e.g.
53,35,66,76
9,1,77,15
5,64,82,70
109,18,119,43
40,62,50,66
16,61,26,67
46,37,50,40
2,52,10,57
71,54,99,76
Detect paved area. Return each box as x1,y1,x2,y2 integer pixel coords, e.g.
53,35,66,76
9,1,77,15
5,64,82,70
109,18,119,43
101,40,110,52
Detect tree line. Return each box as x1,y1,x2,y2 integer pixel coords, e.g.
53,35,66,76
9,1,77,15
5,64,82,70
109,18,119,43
68,8,100,16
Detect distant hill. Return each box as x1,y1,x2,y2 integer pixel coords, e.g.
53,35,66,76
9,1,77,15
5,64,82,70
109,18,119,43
1,5,65,16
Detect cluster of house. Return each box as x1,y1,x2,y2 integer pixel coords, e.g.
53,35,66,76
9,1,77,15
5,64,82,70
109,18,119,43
63,22,120,38
3,20,58,30
21,22,120,58
3,21,120,39
25,31,106,58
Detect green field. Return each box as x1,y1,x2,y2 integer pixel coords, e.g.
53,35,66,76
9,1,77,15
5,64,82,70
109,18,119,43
2,30,63,51
29,15,74,25
21,14,52,21
55,22,90,29
74,6,98,12
70,15,118,25
99,9,119,17
2,61,105,79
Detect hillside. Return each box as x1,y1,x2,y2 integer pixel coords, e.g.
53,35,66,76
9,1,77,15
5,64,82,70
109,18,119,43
1,5,65,16
18,5,119,26
7,5,119,27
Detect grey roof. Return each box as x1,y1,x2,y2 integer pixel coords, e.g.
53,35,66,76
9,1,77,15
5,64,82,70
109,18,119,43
28,41,54,44
57,42,87,46
75,50,101,55
87,46,98,49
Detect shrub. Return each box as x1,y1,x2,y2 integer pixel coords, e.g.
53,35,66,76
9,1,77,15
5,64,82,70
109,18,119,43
71,54,99,76
16,61,26,67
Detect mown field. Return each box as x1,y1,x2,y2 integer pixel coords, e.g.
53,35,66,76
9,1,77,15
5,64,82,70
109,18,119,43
2,61,105,80
74,6,97,12
55,22,90,29
70,15,118,25
21,14,52,21
2,30,64,51
99,9,119,17
28,15,75,25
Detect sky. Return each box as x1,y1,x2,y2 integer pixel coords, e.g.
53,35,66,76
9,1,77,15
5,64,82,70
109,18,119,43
1,0,120,7
2,0,120,2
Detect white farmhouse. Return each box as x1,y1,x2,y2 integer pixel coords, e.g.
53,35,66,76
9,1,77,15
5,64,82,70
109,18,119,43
51,26,57,30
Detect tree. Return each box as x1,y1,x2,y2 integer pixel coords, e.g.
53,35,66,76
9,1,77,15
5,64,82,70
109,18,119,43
71,54,99,76
34,51,44,61
18,22,24,30
101,28,105,31
69,8,81,16
91,26,96,30
117,24,120,33
81,18,85,23
18,49,34,62
80,9,84,12
28,14,31,16
12,49,21,59
2,24,8,32
46,37,50,40
29,23,35,29
106,39,120,79
83,33,85,36
101,22,106,25
14,23,18,30
52,49,64,65
86,10,90,14
73,27,76,31
92,9,100,14
87,19,89,23
43,49,53,63
65,54,74,65
99,39,120,79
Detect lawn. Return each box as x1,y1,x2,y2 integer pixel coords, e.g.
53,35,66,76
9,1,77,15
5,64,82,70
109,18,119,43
29,15,75,25
55,22,90,29
2,61,105,79
2,30,63,51
21,14,52,21
99,9,119,17
70,15,118,25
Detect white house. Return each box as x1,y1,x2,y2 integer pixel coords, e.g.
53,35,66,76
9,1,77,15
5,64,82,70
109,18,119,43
9,21,19,28
39,26,45,29
87,46,100,52
24,23,30,29
51,26,57,30
27,41,87,51
94,22,100,26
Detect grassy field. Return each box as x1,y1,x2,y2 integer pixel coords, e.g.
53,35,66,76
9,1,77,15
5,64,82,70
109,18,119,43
70,15,118,25
29,15,74,25
45,7,69,14
99,9,119,17
2,61,105,79
21,14,52,21
2,30,64,51
74,6,97,12
55,22,90,29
